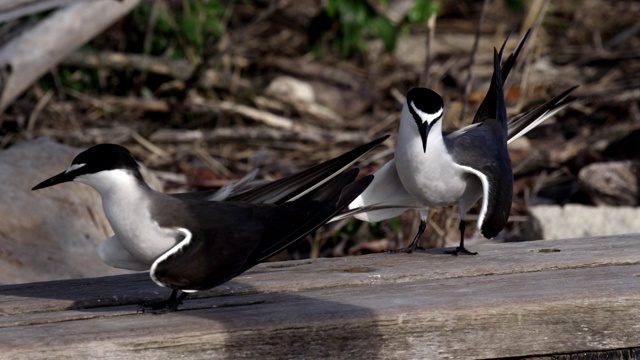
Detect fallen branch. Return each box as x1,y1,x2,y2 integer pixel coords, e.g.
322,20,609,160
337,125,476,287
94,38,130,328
187,98,302,131
0,0,140,114
460,0,489,124
0,0,92,23
149,126,369,145
264,56,364,90
61,50,252,92
63,51,195,80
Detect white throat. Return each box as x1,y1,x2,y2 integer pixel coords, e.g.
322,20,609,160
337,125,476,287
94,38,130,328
395,103,470,207
396,102,446,168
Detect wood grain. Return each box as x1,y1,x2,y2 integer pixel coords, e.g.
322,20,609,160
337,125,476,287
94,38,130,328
0,235,639,359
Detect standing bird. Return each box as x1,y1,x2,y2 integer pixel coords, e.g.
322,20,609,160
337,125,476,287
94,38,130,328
346,32,576,255
32,136,387,311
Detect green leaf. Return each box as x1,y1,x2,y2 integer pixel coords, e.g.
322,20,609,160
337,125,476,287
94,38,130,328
369,16,397,52
408,0,440,25
505,0,526,12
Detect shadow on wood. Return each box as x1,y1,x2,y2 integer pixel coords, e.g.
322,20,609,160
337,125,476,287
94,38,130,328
1,235,640,358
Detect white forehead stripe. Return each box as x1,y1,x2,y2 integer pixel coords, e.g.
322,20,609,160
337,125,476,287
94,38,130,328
65,163,86,173
410,101,443,124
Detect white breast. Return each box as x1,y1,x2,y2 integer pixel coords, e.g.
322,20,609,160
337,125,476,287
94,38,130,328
395,114,470,207
76,169,179,265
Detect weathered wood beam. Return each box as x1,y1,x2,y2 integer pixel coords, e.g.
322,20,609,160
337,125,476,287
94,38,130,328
0,235,639,358
0,0,95,23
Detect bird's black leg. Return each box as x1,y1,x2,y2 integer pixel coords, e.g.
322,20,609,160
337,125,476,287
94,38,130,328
140,289,189,313
390,210,428,253
445,220,478,256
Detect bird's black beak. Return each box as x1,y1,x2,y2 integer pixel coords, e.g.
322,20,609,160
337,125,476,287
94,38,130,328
418,121,430,153
32,170,74,190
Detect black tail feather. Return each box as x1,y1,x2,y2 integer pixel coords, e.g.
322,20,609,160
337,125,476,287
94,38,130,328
472,29,531,125
494,48,508,133
227,135,388,205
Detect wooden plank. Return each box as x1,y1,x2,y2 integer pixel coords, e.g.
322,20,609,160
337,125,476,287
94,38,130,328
1,235,637,315
0,235,639,359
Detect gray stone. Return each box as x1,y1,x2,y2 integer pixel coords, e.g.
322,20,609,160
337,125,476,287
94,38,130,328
527,204,640,240
0,138,160,284
578,161,640,206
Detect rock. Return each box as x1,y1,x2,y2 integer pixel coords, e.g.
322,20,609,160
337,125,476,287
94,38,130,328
527,204,640,240
265,76,316,103
309,80,371,118
0,138,161,284
265,76,345,124
508,137,548,176
578,161,640,206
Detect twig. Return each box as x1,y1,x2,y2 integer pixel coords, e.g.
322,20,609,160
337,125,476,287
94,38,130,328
99,96,170,112
0,0,93,23
194,147,233,177
142,0,161,55
0,0,141,113
168,0,288,122
421,12,437,87
61,89,171,113
253,95,344,126
26,89,54,134
460,0,490,125
62,50,252,92
149,126,368,145
155,0,198,63
519,0,549,107
187,98,299,130
130,132,171,159
180,0,288,95
264,56,363,90
63,51,195,80
204,0,287,72
136,0,161,93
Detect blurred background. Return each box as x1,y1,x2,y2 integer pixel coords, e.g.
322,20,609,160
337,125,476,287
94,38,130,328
1,0,639,283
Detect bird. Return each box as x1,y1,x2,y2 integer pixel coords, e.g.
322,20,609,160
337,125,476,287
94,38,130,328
32,136,388,312
344,31,577,255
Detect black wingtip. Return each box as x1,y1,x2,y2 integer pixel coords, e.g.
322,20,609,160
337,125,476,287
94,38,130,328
247,168,372,265
551,85,579,109
338,173,374,204
228,135,389,204
505,85,579,141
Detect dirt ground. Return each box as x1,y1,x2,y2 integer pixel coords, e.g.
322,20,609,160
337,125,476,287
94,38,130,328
1,0,639,260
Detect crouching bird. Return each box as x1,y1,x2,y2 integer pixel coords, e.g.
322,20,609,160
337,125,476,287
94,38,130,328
32,136,387,312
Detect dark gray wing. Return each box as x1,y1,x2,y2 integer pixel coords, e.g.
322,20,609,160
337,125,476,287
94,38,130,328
446,122,513,238
151,169,373,291
447,49,513,239
150,201,268,291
